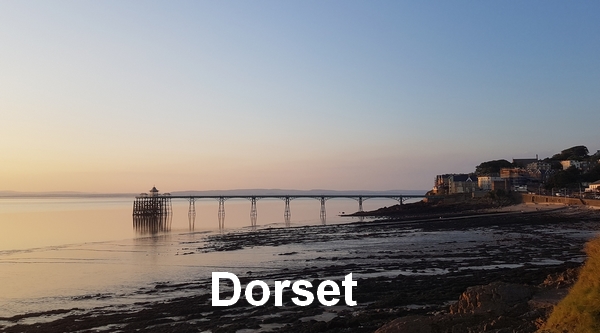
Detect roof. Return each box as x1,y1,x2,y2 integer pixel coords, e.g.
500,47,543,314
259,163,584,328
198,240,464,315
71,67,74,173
513,158,538,167
450,174,477,182
150,186,159,192
591,180,600,185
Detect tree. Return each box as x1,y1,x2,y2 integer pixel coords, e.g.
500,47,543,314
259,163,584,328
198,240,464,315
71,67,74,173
475,159,513,176
545,166,581,189
551,146,589,161
581,163,600,183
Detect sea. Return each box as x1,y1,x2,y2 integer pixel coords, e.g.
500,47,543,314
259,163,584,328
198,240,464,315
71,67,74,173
0,195,402,319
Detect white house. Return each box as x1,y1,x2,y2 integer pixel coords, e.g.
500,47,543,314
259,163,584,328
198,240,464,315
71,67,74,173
587,180,600,193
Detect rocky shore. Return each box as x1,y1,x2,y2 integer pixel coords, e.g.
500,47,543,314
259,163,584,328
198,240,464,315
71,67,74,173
376,268,579,333
1,204,599,333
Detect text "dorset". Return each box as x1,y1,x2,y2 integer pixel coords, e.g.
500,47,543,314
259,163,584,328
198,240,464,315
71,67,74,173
212,272,357,307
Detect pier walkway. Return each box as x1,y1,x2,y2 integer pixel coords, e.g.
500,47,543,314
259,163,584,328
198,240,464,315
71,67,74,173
133,187,428,230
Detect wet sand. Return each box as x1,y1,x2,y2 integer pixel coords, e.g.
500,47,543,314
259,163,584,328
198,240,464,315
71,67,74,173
1,204,599,333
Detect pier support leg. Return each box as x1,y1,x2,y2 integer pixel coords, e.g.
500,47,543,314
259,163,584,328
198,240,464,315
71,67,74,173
167,199,173,229
392,196,405,206
218,197,225,231
358,196,364,222
188,198,196,231
250,197,257,229
284,197,291,227
320,197,326,225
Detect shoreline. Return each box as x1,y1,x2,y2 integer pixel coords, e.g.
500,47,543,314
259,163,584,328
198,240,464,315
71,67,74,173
2,205,599,332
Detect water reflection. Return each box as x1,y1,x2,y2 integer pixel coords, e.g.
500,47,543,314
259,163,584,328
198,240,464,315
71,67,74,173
133,214,172,235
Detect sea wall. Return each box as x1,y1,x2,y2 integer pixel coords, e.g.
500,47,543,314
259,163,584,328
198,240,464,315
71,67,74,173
519,194,600,208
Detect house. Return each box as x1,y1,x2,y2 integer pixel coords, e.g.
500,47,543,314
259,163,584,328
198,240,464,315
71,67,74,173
526,161,551,172
500,168,530,188
448,174,478,194
587,180,600,193
526,161,553,182
527,169,554,182
560,160,589,171
513,156,539,168
478,176,503,190
492,180,509,191
433,174,452,195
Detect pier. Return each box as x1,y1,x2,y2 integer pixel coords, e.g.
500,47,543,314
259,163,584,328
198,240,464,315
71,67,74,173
132,187,173,234
132,187,428,232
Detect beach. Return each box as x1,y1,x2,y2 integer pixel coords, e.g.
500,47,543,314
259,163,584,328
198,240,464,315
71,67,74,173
2,203,599,332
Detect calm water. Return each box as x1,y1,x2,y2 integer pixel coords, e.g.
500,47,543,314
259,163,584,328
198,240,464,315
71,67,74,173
0,196,400,317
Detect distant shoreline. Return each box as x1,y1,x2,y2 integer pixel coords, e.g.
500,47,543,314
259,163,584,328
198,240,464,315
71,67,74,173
0,188,428,199
0,192,137,198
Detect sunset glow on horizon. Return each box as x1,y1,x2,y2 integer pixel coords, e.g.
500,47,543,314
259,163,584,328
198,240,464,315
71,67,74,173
2,1,599,193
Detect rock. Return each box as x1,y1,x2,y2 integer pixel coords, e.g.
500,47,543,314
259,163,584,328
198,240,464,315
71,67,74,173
374,315,435,333
376,282,538,333
539,267,579,289
449,282,534,315
374,312,534,333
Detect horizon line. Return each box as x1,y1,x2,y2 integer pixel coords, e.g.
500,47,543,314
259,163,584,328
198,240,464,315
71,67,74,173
0,188,429,198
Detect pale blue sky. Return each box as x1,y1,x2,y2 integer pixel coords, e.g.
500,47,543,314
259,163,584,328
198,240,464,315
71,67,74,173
1,1,599,192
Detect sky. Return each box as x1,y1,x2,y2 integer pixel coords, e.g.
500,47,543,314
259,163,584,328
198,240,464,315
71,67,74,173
1,1,599,193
